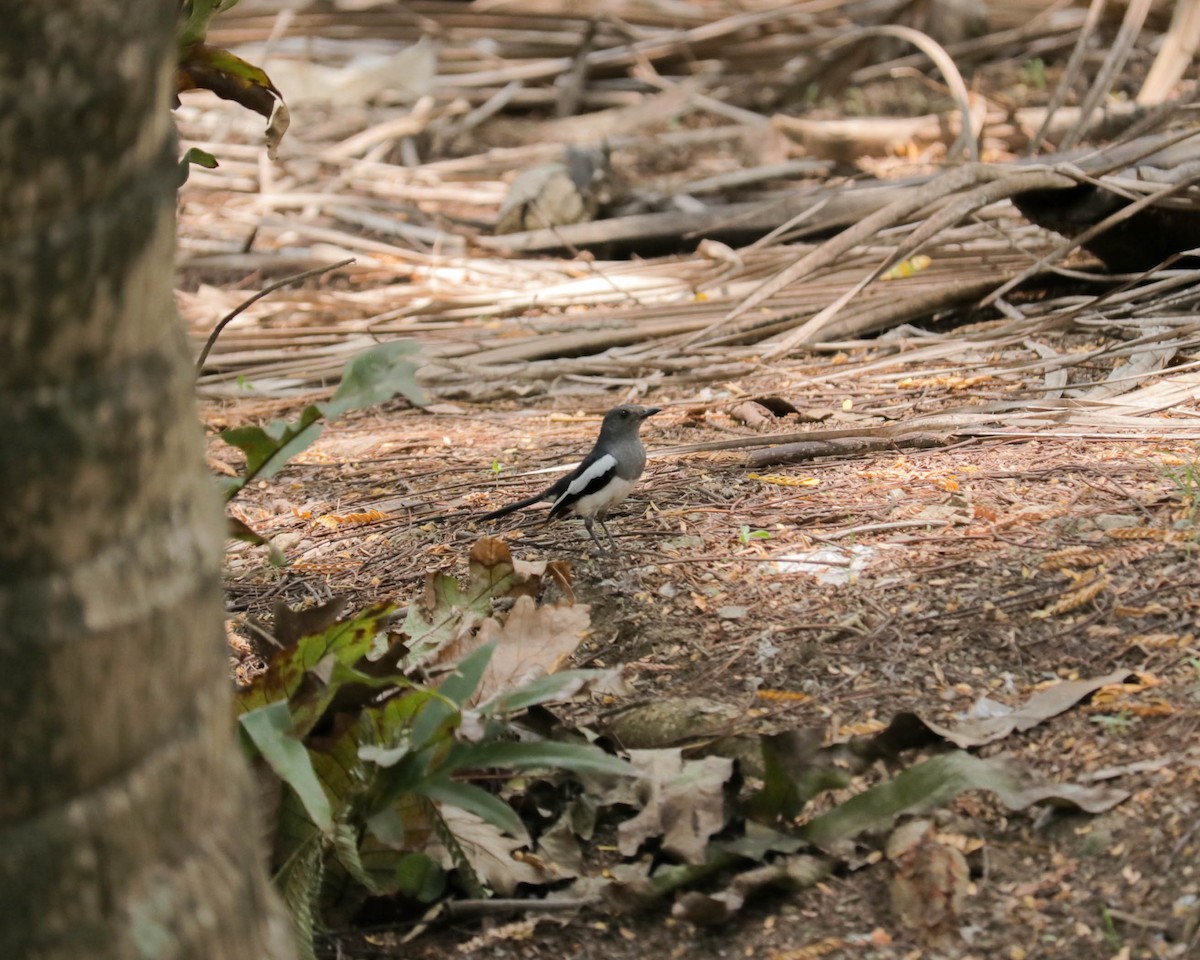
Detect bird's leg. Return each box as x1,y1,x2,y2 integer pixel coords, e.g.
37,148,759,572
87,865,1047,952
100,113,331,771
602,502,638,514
598,517,620,553
582,517,608,554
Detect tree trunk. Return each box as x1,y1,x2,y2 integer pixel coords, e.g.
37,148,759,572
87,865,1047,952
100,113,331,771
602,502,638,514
0,4,296,959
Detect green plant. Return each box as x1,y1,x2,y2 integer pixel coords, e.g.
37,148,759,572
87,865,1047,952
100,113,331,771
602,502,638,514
220,341,425,504
241,552,1139,951
1099,903,1122,949
1162,456,1200,525
178,145,218,185
738,525,770,545
175,1,289,159
1020,58,1047,91
220,341,424,556
236,564,627,958
1088,710,1139,733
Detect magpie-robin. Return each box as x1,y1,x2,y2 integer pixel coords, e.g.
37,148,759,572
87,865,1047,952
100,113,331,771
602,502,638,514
479,404,661,551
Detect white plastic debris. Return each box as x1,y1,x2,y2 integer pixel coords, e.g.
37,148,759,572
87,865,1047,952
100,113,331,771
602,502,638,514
770,544,877,585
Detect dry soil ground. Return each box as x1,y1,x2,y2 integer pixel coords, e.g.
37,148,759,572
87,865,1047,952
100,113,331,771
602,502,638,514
208,386,1200,960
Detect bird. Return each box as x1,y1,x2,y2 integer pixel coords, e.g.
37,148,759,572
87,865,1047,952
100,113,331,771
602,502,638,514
479,404,661,552
494,145,611,235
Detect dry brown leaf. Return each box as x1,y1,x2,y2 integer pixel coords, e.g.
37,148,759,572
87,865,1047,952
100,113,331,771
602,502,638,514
1114,602,1173,617
1032,568,1110,618
471,596,592,706
470,535,513,571
768,938,847,960
757,688,812,703
729,400,775,429
616,750,734,864
512,557,575,604
314,509,387,528
455,918,539,953
885,669,1138,749
1106,526,1169,540
428,806,554,895
1126,630,1192,646
887,820,970,947
1040,545,1109,570
672,855,829,926
747,473,819,488
1083,672,1171,716
207,454,238,477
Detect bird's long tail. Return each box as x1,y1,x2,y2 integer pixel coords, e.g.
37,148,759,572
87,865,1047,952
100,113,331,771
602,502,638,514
477,490,549,522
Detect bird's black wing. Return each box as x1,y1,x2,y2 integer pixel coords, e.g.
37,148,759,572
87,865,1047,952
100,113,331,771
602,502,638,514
548,449,618,520
479,444,617,524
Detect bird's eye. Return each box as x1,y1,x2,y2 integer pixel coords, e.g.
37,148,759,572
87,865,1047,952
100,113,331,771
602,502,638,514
620,410,629,418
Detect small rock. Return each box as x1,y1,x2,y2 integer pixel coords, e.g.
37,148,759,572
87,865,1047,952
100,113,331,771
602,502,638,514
1093,513,1140,530
273,532,304,552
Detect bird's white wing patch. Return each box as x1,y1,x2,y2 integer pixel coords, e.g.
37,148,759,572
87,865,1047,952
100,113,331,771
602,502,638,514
570,477,634,519
554,453,616,509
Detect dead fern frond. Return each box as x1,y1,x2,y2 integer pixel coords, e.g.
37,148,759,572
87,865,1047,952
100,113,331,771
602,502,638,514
1032,568,1110,618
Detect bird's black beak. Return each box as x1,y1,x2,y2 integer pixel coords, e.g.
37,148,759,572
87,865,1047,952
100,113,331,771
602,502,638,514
642,407,662,418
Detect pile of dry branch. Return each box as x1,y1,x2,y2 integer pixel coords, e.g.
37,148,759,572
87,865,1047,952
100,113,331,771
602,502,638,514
181,0,1200,450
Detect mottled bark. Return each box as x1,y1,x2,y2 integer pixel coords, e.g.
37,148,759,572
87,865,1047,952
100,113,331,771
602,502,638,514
0,4,295,959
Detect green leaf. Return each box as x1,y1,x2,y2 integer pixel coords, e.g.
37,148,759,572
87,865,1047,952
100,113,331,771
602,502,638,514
320,341,426,419
428,802,485,899
177,146,219,186
409,642,495,753
800,752,1129,849
177,0,230,48
226,514,286,565
358,742,412,768
393,852,444,901
366,688,440,741
402,545,524,668
417,778,525,836
401,575,469,665
275,840,323,960
177,41,282,121
182,146,218,169
333,820,444,902
362,692,456,819
443,739,631,778
746,737,806,822
216,476,242,499
220,407,324,499
227,514,267,545
305,736,362,819
236,602,396,737
219,345,424,502
240,701,333,831
479,669,608,716
331,821,405,896
177,0,246,49
439,641,497,709
365,807,409,847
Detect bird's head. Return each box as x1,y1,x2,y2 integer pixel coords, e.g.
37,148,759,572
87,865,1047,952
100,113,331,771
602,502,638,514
600,403,661,439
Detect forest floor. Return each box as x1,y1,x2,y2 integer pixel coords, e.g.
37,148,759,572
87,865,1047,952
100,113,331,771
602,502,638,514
203,386,1200,960
188,2,1200,956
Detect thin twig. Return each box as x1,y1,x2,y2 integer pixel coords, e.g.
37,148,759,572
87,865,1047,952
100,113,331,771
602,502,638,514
194,258,355,375
1026,0,1106,155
